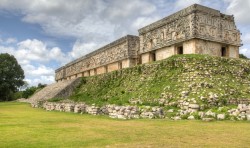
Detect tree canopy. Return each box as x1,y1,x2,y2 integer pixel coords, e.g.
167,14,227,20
239,54,248,60
0,53,25,101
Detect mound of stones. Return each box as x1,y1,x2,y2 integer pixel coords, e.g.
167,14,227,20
36,102,164,119
32,101,250,121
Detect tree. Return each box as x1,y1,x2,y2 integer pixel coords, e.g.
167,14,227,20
239,54,248,60
0,53,25,101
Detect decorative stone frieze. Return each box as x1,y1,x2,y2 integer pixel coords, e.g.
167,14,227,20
138,4,241,54
55,35,139,81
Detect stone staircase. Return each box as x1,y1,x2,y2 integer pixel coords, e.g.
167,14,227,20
28,78,81,104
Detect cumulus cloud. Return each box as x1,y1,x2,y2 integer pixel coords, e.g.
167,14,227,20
6,37,17,44
25,75,55,87
16,39,70,64
70,40,101,59
0,38,70,86
22,64,54,77
224,0,250,25
240,48,250,58
0,0,156,39
0,0,160,57
132,16,161,30
175,0,201,9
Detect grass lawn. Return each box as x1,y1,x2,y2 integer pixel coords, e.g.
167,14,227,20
0,102,249,148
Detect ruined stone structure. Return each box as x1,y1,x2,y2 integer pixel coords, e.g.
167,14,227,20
55,4,241,81
56,35,139,81
139,4,241,64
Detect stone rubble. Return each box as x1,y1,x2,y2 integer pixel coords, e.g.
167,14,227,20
39,102,164,119
32,101,250,121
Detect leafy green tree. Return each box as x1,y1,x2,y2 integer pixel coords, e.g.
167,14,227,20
239,54,248,59
37,83,47,88
22,86,37,99
0,53,25,101
21,83,47,99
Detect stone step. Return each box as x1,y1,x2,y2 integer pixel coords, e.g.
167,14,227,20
29,78,81,103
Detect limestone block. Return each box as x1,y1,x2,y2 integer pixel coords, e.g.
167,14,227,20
188,115,195,120
107,62,119,72
189,104,200,109
247,114,250,121
141,53,150,64
155,46,174,61
217,114,225,120
202,118,214,122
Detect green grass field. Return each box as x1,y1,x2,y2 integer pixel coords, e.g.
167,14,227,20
0,102,249,148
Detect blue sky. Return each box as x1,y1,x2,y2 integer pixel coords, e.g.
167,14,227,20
0,0,250,86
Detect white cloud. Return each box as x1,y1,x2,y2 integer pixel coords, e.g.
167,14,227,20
242,33,250,44
25,75,55,87
240,48,250,58
70,40,101,59
16,39,69,64
0,0,158,45
6,37,17,44
22,64,54,77
175,0,201,9
0,38,68,86
225,0,250,25
132,16,160,30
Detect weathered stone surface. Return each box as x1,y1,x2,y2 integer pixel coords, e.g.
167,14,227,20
167,109,174,113
247,114,250,121
56,35,139,81
188,115,195,120
189,104,200,109
139,4,240,56
172,116,181,120
217,114,225,120
205,110,216,117
202,118,214,122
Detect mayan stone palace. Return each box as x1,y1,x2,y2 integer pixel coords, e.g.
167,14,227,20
55,4,241,82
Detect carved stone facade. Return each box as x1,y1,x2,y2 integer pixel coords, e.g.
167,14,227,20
55,35,139,81
55,4,241,81
138,4,241,64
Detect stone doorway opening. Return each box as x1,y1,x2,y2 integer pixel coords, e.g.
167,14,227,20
177,46,183,54
150,51,156,62
118,62,123,69
221,47,227,57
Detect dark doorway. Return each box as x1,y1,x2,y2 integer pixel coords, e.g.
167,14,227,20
104,66,108,73
118,62,123,69
150,51,156,62
221,47,227,57
177,46,183,54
